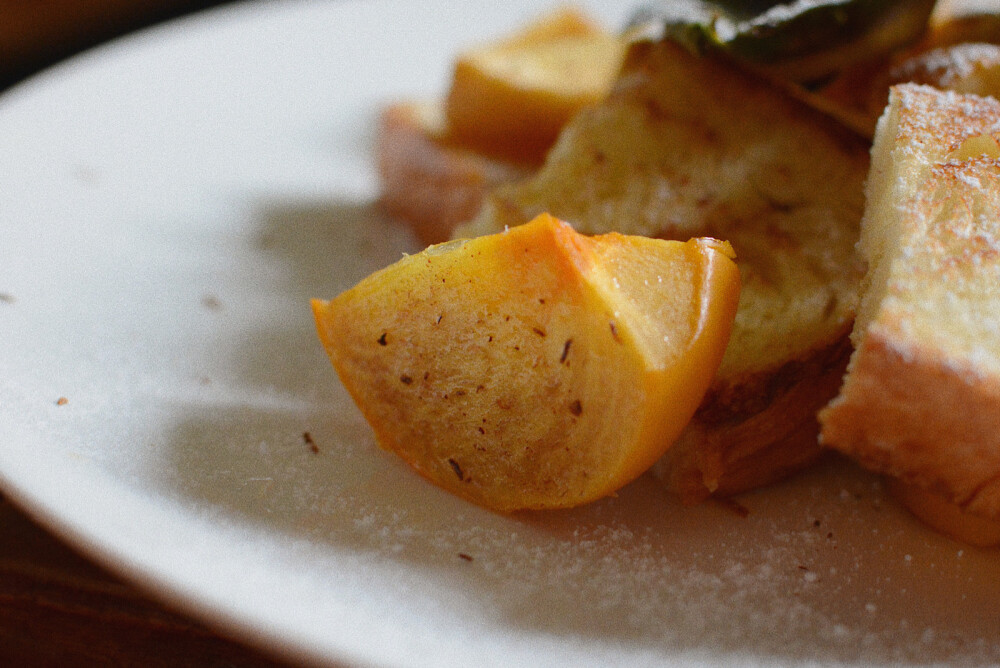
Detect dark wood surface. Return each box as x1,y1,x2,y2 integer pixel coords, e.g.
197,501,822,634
0,0,234,89
0,495,295,666
1,2,306,665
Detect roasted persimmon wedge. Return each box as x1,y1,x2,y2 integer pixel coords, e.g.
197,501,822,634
312,213,740,511
444,8,625,164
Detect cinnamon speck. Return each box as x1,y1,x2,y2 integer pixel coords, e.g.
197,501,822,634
458,553,474,562
377,332,388,346
569,399,583,416
610,322,622,343
303,431,319,454
201,294,222,310
400,375,413,385
448,458,465,481
56,397,68,406
560,339,572,364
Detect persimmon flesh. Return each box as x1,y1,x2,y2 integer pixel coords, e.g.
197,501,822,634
312,214,740,511
444,8,625,164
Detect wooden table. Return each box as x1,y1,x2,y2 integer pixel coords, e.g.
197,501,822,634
0,495,294,666
0,2,304,664
0,0,232,88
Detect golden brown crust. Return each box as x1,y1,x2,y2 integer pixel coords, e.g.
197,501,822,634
821,329,1000,519
657,335,851,503
890,82,1000,154
374,101,530,245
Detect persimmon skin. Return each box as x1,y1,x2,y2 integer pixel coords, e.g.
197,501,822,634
313,214,739,511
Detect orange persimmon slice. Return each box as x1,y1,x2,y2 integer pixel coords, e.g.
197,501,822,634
444,8,625,164
313,213,740,511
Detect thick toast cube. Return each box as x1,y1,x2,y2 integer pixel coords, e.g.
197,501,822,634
821,83,1000,522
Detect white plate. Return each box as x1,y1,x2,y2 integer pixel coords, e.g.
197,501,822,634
1,1,998,666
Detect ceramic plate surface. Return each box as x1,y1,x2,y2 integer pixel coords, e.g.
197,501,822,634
1,1,998,666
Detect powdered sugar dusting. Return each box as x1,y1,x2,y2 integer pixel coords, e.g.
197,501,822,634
890,43,1000,92
275,449,1000,665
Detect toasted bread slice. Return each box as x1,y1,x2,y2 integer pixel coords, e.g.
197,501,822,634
820,40,1000,136
861,42,1000,125
820,84,1000,527
889,42,1000,94
375,101,530,246
457,39,869,503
